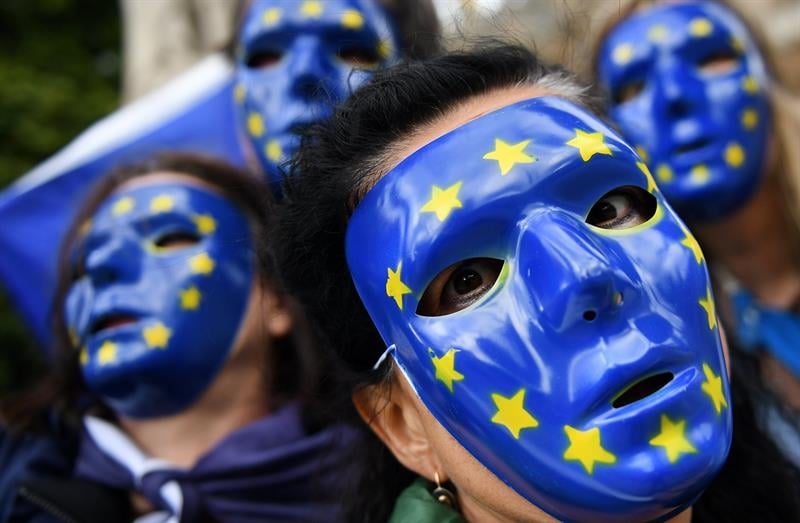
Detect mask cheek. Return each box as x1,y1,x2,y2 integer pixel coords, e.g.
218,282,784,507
65,281,93,346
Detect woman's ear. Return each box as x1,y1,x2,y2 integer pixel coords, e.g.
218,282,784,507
259,281,293,338
352,372,443,481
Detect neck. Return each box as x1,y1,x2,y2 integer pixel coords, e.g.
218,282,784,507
694,174,800,308
119,351,270,468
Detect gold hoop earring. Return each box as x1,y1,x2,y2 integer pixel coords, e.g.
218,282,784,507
433,471,458,509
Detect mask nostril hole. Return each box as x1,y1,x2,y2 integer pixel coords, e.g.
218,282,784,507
583,310,597,322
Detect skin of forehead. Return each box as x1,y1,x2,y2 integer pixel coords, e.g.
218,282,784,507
382,86,553,176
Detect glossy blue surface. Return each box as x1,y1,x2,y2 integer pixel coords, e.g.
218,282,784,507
235,0,399,184
597,1,771,222
65,182,253,418
347,97,732,521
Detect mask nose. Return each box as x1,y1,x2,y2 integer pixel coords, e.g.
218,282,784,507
84,235,140,287
288,36,334,102
657,61,696,119
517,212,634,332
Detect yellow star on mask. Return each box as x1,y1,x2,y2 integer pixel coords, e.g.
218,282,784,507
637,162,657,193
690,164,709,184
725,142,745,168
563,425,617,474
248,112,265,137
143,322,171,349
429,348,465,393
420,182,463,222
491,389,539,439
689,17,713,38
742,76,759,94
731,36,745,53
97,341,118,365
386,262,412,311
648,25,669,43
180,286,202,310
612,43,634,65
150,194,175,213
300,0,323,18
377,39,392,59
341,9,364,29
79,347,89,366
234,83,246,104
680,227,704,264
649,415,697,463
566,130,612,162
266,140,284,162
262,7,282,26
698,286,717,330
68,327,79,347
189,252,215,275
482,139,535,176
741,108,758,130
635,145,650,163
112,196,135,216
192,213,216,235
654,164,672,183
702,362,728,414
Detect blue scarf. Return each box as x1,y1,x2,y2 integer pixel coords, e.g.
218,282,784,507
731,287,800,379
73,403,356,522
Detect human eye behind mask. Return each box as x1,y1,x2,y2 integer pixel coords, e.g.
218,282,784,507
417,187,656,317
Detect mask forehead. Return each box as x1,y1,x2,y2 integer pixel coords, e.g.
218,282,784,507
347,96,731,520
69,181,254,418
601,2,757,86
598,1,772,221
235,0,400,184
348,97,652,317
239,0,397,48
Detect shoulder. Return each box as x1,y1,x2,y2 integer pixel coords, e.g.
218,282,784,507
387,477,464,523
0,424,77,522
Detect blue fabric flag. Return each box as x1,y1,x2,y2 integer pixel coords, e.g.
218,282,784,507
0,54,246,348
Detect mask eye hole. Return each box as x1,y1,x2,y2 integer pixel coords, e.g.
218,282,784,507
336,46,380,67
612,80,645,105
246,50,283,69
697,50,740,74
586,186,657,230
417,258,504,317
153,231,200,251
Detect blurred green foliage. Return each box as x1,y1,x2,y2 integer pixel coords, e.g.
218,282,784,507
0,0,120,395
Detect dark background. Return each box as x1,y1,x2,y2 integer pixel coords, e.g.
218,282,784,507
0,0,120,395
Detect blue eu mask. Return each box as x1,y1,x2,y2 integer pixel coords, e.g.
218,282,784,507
235,0,400,185
347,96,732,521
597,1,771,222
65,181,254,419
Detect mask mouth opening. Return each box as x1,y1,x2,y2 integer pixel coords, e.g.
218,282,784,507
612,372,674,408
91,313,138,335
674,137,712,156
